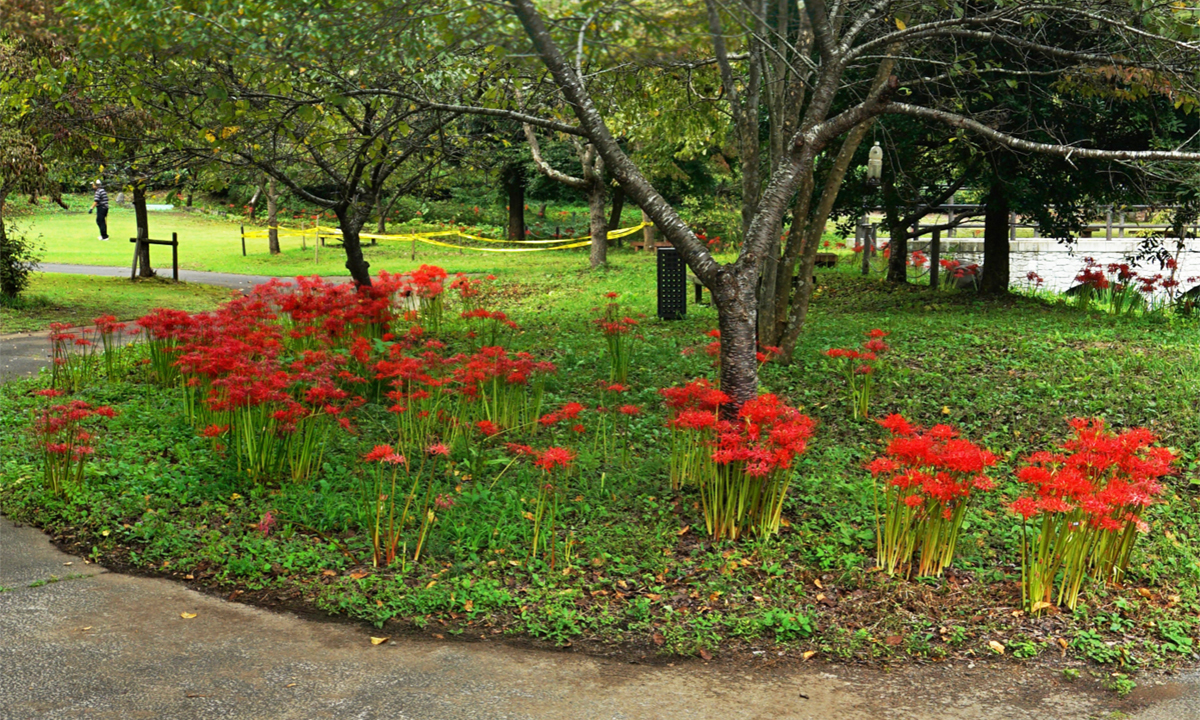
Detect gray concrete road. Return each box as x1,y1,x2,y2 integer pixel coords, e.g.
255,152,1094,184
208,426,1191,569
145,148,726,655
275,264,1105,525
37,263,352,290
2,517,1195,720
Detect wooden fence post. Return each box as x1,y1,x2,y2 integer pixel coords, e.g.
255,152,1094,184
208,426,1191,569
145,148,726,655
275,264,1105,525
171,232,179,282
1106,207,1113,241
240,225,246,256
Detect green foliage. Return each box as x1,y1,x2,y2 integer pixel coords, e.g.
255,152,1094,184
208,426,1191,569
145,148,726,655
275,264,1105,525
0,221,40,299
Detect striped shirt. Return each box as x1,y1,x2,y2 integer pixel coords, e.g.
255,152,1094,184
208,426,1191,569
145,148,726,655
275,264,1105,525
94,187,109,209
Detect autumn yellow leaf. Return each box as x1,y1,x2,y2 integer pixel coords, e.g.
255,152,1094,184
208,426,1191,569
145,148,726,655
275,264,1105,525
895,17,907,30
988,640,1006,655
463,600,474,612
180,612,197,619
370,636,389,645
802,650,817,660
1031,601,1053,612
676,524,690,536
349,571,369,580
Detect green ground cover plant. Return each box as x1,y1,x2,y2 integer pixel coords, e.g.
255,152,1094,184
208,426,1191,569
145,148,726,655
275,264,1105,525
1,254,1197,680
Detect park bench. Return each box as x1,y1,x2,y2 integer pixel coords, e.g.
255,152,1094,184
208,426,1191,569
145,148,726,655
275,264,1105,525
629,240,673,253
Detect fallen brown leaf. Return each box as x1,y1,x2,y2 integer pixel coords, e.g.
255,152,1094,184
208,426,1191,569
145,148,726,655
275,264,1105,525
349,571,369,580
802,650,817,660
884,635,903,647
322,570,337,577
1136,588,1153,599
676,524,690,536
370,636,389,645
699,649,712,661
988,641,1006,655
651,632,665,646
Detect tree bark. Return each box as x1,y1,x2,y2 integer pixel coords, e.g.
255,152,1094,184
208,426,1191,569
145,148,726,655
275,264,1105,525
981,181,1009,294
608,185,624,232
504,164,526,241
267,177,280,255
585,153,608,268
715,266,760,416
334,205,373,287
247,179,264,220
132,182,154,278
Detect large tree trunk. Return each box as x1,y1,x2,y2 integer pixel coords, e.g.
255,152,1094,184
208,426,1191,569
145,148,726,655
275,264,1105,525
132,182,154,278
980,181,1010,294
267,178,280,255
607,185,624,232
886,225,909,283
587,177,607,268
713,266,761,412
335,205,373,287
504,164,526,241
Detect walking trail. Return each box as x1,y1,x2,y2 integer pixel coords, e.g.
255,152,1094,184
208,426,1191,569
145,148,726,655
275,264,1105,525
1,263,1196,719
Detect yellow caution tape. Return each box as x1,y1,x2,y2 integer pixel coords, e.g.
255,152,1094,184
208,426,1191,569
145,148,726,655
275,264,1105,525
311,222,649,253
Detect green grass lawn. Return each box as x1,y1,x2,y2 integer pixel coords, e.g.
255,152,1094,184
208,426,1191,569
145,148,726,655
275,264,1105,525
0,273,232,334
20,204,664,278
2,257,1197,677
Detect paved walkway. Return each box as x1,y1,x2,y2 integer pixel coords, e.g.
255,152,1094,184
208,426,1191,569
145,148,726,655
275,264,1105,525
7,516,1195,720
37,263,351,290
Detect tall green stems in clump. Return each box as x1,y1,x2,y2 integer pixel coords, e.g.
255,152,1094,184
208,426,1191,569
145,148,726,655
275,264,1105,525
660,379,726,491
823,329,890,420
507,444,574,566
48,323,98,391
363,444,407,567
410,265,447,335
92,315,129,378
1009,419,1175,613
593,293,640,383
868,414,998,578
361,443,458,568
661,382,815,540
32,391,117,496
136,308,193,387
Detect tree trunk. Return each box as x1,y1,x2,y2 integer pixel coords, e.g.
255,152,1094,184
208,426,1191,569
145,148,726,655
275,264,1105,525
248,179,264,220
608,185,625,232
981,181,1009,294
335,206,373,287
886,225,909,283
504,165,526,241
132,183,154,278
588,177,607,268
267,178,280,255
713,266,761,412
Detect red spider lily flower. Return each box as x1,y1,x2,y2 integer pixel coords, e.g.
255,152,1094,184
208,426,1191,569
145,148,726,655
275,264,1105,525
604,292,619,299
35,389,65,398
202,424,229,438
476,420,501,436
534,447,575,471
427,443,451,457
605,383,628,393
571,423,585,433
505,443,536,457
364,444,396,462
866,328,890,339
434,493,456,510
618,404,643,416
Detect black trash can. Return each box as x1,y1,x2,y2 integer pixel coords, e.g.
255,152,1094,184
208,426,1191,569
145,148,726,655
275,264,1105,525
657,246,686,320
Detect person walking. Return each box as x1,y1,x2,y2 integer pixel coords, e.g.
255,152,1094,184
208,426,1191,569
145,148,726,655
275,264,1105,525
90,180,110,241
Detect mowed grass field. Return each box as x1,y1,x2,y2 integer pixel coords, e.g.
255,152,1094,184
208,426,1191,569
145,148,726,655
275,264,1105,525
0,274,233,334
22,206,657,278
